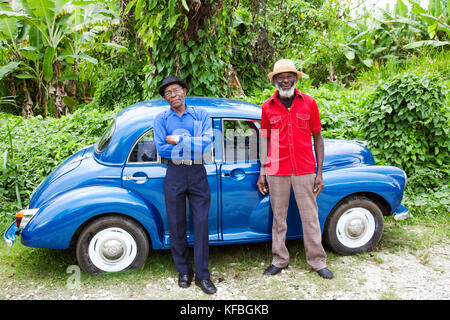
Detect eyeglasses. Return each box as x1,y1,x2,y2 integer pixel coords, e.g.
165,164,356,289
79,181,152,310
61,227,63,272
274,74,297,82
164,87,184,98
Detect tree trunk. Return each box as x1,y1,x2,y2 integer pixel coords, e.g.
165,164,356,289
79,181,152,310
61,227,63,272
228,63,245,97
21,80,33,118
49,60,66,117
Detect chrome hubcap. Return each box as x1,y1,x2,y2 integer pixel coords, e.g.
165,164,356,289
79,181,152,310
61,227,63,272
336,208,375,248
345,218,366,238
100,238,126,262
88,227,137,272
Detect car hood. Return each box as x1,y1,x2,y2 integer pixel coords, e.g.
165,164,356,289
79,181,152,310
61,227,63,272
29,145,94,207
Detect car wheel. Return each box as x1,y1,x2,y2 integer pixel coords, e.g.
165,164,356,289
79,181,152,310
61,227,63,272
324,196,384,255
76,215,149,274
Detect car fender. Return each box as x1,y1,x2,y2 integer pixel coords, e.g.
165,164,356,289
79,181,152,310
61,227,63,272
21,186,164,250
318,165,407,222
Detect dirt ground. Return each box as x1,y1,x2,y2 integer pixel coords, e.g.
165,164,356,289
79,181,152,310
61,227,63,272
1,239,448,301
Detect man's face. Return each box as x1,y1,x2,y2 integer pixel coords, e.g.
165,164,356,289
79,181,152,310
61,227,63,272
163,83,187,109
274,72,297,98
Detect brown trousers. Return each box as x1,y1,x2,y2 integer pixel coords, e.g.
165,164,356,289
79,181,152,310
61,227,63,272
266,174,327,271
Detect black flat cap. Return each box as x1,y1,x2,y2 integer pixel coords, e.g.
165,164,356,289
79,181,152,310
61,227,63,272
159,75,189,97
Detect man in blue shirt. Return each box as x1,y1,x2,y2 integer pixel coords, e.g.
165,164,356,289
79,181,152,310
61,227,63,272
153,76,216,294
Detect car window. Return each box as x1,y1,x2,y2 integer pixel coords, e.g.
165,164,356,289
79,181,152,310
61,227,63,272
128,129,158,163
95,120,115,153
223,119,260,162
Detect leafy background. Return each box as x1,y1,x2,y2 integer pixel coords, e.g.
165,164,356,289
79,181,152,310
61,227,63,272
0,0,449,225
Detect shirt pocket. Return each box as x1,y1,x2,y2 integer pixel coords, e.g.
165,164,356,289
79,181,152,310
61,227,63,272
269,115,282,129
296,113,310,129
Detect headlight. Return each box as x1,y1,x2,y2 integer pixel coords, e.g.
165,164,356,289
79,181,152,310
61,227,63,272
15,208,39,229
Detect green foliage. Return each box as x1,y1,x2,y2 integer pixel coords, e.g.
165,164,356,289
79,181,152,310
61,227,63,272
125,0,233,98
0,107,116,223
355,47,450,87
403,167,450,221
0,0,117,117
313,87,368,140
92,59,145,109
361,73,449,175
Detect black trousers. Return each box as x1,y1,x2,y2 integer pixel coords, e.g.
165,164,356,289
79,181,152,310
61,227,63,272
164,162,211,280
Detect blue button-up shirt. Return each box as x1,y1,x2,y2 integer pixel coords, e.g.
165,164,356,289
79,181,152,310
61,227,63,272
153,105,213,160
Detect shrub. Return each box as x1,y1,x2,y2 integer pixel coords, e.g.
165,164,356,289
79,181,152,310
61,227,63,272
0,107,116,223
91,60,145,110
361,73,449,176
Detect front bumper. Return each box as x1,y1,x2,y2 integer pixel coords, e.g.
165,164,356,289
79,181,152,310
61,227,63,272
3,222,21,247
393,204,411,221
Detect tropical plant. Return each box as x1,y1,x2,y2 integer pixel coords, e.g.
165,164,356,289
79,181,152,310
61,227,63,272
0,0,117,117
402,0,449,49
121,0,234,98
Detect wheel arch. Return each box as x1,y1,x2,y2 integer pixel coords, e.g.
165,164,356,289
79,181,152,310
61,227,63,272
21,186,165,250
69,212,152,249
326,191,391,221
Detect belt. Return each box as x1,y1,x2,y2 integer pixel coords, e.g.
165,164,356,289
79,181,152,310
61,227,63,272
172,159,193,165
162,158,201,165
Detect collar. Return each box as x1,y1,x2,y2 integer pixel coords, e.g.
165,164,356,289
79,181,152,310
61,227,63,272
270,88,305,103
168,104,195,117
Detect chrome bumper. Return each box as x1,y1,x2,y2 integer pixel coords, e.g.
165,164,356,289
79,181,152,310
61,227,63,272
393,204,411,221
3,222,20,247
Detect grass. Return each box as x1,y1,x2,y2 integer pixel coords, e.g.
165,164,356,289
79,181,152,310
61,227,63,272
0,203,447,293
354,48,450,88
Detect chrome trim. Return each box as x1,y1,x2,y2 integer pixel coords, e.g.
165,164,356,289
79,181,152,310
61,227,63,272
126,128,160,164
3,222,19,247
394,210,411,221
122,176,148,181
18,208,39,229
3,235,13,247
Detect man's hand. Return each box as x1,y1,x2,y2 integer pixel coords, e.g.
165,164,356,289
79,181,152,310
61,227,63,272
166,135,180,145
257,175,269,195
313,173,324,196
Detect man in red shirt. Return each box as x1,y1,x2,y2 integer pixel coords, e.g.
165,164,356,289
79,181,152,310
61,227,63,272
257,59,333,279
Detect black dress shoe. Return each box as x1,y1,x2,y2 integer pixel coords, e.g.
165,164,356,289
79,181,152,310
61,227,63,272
195,278,217,294
317,268,334,279
263,264,288,275
178,272,193,288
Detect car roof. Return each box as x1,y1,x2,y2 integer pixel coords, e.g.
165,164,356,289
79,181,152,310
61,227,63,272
95,97,262,165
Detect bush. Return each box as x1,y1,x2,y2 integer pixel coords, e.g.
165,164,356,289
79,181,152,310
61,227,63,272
91,60,145,110
361,73,449,176
0,107,116,223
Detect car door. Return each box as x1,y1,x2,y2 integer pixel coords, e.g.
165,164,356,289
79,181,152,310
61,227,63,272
121,128,219,247
219,118,274,241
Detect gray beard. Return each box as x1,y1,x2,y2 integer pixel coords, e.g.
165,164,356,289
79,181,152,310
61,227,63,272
275,82,296,98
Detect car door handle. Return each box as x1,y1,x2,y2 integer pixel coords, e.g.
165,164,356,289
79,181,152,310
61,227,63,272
222,169,246,180
123,176,148,181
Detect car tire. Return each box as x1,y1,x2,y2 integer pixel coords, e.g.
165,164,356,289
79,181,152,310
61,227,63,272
76,215,149,274
324,195,384,255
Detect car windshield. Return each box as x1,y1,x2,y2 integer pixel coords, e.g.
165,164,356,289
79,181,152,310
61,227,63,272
95,120,115,153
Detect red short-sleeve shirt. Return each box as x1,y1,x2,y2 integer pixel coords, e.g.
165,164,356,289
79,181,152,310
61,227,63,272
260,89,322,176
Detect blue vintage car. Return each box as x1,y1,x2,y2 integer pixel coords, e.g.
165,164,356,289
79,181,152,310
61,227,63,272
4,97,409,274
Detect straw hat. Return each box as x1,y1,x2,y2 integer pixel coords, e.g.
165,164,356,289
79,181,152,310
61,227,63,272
268,59,302,80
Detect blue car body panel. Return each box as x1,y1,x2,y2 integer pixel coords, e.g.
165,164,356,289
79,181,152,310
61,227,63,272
23,185,165,249
4,97,408,250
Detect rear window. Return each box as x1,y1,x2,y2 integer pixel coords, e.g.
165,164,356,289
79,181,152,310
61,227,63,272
95,121,115,153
